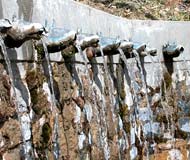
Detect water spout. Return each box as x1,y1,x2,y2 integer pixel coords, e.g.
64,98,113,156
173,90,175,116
3,20,45,48
163,43,184,58
85,37,122,58
119,41,134,57
133,43,146,53
141,47,157,57
77,34,99,50
35,28,77,54
41,38,60,159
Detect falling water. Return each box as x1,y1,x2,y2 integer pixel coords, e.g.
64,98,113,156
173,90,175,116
118,48,143,159
41,38,59,159
0,36,17,102
148,55,171,138
99,47,114,107
134,49,156,159
99,46,121,159
0,36,33,159
99,47,117,121
75,45,99,121
133,50,153,120
157,54,171,138
76,44,110,160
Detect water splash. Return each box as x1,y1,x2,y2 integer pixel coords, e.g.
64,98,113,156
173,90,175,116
118,48,157,159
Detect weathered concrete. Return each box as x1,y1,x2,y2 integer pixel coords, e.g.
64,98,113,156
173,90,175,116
0,0,190,62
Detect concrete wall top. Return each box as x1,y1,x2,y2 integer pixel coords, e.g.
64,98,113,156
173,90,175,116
0,0,190,62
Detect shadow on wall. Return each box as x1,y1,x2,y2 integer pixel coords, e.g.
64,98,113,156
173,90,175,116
17,0,34,64
0,0,3,19
7,48,30,105
17,0,33,21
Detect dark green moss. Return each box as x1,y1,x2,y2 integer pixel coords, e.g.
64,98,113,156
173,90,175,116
26,68,48,115
35,45,45,60
61,45,77,58
123,121,130,133
41,122,52,146
120,88,126,100
155,113,169,124
30,89,38,106
26,69,37,90
119,103,129,119
163,72,172,89
175,127,188,139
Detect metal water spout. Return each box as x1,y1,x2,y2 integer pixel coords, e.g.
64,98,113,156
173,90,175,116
133,43,146,53
3,20,46,48
119,41,134,58
146,47,157,56
140,47,157,57
76,34,99,50
0,19,12,33
163,43,184,58
85,37,120,59
35,28,77,55
132,43,157,58
99,36,120,53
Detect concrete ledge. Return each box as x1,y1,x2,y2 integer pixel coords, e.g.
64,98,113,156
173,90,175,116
0,0,190,63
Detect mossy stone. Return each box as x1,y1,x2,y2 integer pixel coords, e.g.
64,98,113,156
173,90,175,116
41,122,52,146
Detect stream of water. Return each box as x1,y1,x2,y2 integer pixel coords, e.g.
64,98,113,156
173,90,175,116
118,48,143,159
118,47,159,159
41,38,60,159
99,46,121,160
0,35,33,159
76,44,110,160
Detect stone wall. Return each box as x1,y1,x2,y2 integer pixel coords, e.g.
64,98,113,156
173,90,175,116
0,0,190,160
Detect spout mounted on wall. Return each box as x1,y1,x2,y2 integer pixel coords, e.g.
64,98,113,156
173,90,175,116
76,34,99,50
132,43,157,58
2,20,46,48
146,47,157,56
163,43,184,58
163,43,184,75
119,41,134,58
134,43,146,53
140,47,157,57
84,37,121,60
35,28,77,57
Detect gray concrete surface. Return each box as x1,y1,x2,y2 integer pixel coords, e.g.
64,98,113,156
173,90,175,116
0,0,189,61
